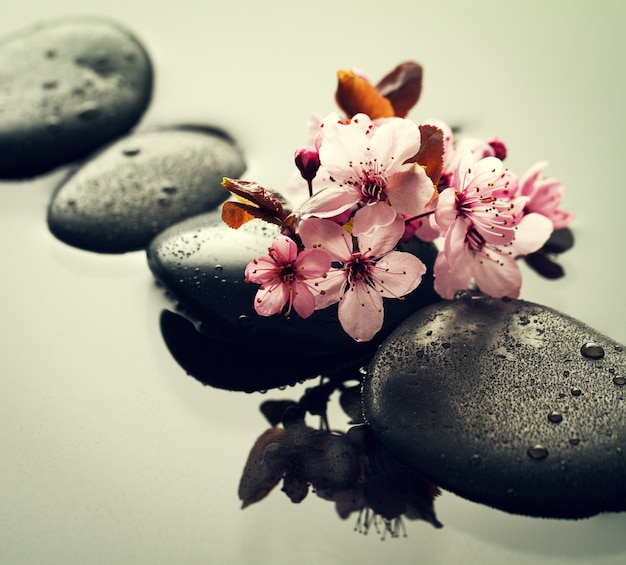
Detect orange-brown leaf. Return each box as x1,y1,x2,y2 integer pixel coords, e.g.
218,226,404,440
222,178,288,218
222,201,275,229
375,62,423,118
335,69,395,120
414,124,444,186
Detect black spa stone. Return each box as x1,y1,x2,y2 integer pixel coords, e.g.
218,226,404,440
147,211,439,360
48,126,245,253
0,17,153,179
159,310,370,392
363,297,626,519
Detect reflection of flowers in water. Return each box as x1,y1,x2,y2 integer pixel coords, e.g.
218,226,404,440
238,381,442,538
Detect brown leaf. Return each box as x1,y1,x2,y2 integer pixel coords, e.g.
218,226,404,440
335,69,395,120
221,201,284,229
413,124,444,186
238,427,286,508
375,62,423,118
222,178,288,217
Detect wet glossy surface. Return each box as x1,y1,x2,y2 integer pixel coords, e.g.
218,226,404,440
2,2,626,564
48,126,245,252
0,16,153,178
364,298,626,518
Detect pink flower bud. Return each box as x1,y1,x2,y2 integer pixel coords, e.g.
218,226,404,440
486,137,507,160
294,146,320,183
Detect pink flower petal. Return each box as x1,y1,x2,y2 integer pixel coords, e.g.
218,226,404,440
291,284,317,319
369,117,422,176
319,115,370,184
510,212,553,256
371,251,426,298
338,282,384,342
355,206,405,257
312,268,345,309
433,250,473,299
385,164,435,217
270,236,298,263
472,254,521,298
245,256,280,285
434,187,457,233
297,185,360,219
254,282,289,316
298,218,352,262
295,248,331,278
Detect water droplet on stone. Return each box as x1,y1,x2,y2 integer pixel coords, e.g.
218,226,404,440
527,445,549,460
358,366,368,376
214,264,223,271
441,342,451,349
562,370,570,377
616,345,623,352
162,186,177,195
547,411,563,423
469,454,481,466
122,148,140,157
569,437,580,446
77,103,101,121
44,116,62,134
571,387,582,397
237,314,254,329
454,289,471,300
580,342,605,359
613,376,626,386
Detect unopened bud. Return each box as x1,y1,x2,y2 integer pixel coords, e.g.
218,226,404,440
294,146,320,183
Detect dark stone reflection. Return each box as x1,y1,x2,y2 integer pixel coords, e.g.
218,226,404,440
238,378,443,538
159,309,373,393
159,308,443,536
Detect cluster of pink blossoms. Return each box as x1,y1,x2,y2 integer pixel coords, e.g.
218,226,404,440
228,66,574,343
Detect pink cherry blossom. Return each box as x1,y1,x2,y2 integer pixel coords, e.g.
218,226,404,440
433,152,552,298
297,112,435,220
245,236,331,318
299,205,426,342
520,161,574,230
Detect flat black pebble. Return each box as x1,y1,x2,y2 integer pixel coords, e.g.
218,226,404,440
159,309,371,392
147,212,439,359
0,17,153,178
48,126,245,253
364,298,626,518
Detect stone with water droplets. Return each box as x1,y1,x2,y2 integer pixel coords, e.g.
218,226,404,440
147,212,439,387
0,17,153,178
364,297,626,518
48,126,245,253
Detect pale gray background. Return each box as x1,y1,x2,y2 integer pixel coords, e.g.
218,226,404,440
1,1,625,563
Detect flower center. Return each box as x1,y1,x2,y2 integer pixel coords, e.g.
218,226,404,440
278,263,295,283
347,254,374,287
358,168,386,203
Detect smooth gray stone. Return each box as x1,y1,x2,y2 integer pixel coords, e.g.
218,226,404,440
364,297,626,518
0,17,153,178
48,126,245,253
147,211,439,359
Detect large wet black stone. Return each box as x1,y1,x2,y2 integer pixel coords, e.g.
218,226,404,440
364,297,626,518
48,126,245,253
0,17,153,179
147,212,439,360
